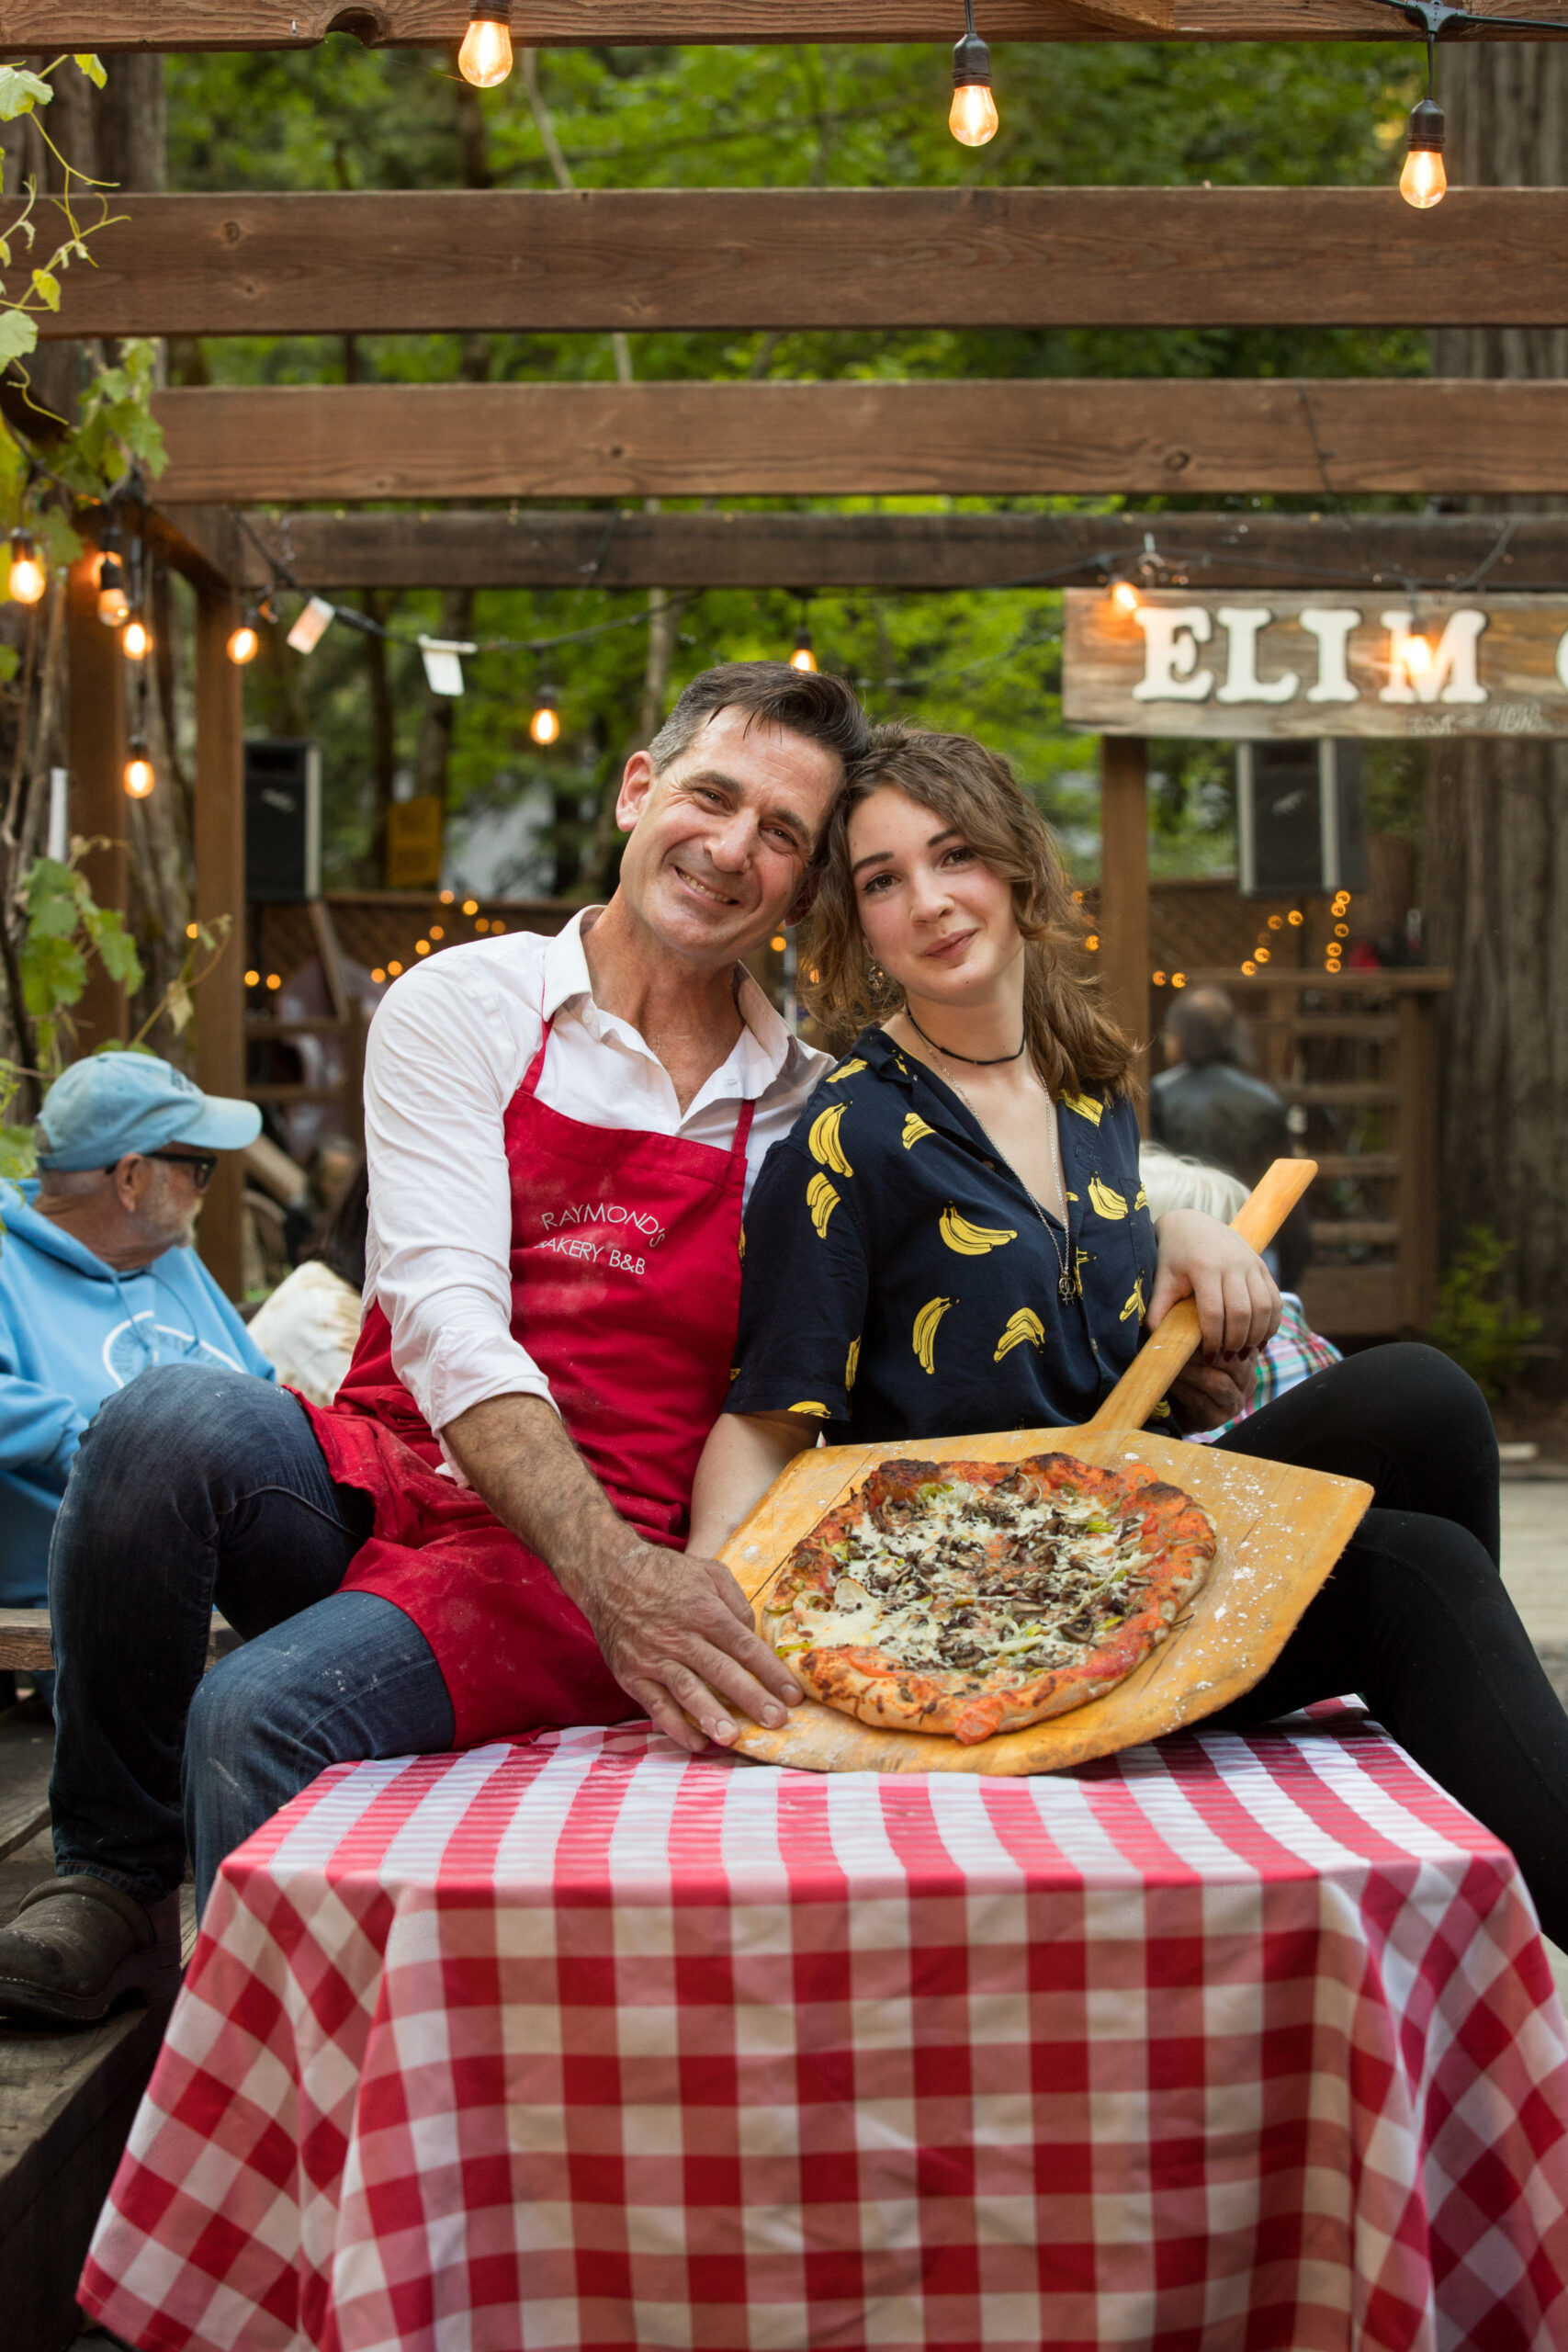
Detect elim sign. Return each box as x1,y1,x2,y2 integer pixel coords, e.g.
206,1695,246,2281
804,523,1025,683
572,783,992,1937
1063,590,1568,739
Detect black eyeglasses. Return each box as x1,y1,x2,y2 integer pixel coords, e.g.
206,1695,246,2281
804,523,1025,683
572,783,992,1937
106,1149,219,1192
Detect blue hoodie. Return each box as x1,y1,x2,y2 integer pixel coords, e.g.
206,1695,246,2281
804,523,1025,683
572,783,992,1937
0,1181,275,1605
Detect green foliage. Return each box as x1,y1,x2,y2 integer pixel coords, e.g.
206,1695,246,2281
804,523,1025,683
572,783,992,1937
19,845,146,1072
1427,1227,1542,1404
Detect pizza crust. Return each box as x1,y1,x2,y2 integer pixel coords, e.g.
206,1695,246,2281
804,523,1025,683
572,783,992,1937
762,1453,1215,1746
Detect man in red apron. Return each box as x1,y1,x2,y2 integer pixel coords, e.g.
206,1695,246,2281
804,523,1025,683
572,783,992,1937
0,662,869,2025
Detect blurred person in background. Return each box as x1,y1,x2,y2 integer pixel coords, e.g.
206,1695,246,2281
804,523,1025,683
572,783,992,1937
1139,1140,1338,1438
0,1055,272,1675
247,1161,368,1408
1149,986,1313,1291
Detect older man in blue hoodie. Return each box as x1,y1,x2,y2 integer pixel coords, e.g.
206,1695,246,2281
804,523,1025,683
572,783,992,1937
0,1054,272,1625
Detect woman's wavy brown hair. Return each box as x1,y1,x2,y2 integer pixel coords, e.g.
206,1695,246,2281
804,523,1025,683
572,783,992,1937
802,722,1133,1100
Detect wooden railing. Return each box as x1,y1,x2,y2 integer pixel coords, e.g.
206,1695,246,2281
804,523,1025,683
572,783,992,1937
1174,968,1450,1338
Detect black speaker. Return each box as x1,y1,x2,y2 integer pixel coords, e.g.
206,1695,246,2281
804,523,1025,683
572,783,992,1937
244,739,321,904
1236,740,1366,899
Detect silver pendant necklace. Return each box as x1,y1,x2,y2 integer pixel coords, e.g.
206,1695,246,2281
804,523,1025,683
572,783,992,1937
897,1015,1076,1305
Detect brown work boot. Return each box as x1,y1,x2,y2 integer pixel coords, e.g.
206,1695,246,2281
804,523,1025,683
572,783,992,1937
0,1875,182,2026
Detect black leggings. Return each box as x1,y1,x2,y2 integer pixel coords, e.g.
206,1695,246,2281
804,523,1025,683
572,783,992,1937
1207,1341,1568,1946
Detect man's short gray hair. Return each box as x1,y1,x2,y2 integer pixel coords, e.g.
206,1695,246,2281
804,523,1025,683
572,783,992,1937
646,662,870,777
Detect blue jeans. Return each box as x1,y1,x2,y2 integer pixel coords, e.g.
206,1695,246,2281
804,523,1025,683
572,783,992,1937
48,1365,455,1915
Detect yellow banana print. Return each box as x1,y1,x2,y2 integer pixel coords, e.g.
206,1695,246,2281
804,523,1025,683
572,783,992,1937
807,1172,840,1238
1064,1092,1103,1126
1074,1248,1090,1297
994,1307,1044,1362
1088,1176,1128,1221
828,1058,867,1084
808,1102,853,1179
1134,1184,1148,1212
1120,1275,1145,1324
912,1295,953,1374
901,1114,935,1150
846,1336,861,1392
789,1401,832,1418
940,1205,1018,1256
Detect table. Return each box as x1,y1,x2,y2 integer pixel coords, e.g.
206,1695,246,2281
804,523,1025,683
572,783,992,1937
81,1714,1568,2352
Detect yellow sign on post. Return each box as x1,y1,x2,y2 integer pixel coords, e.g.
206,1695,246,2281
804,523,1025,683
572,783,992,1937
387,796,443,890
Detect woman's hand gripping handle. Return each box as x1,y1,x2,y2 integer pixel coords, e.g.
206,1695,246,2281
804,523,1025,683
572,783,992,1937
1087,1158,1317,1434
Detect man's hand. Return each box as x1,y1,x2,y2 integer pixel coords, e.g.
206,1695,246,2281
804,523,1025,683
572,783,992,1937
566,1532,801,1753
1148,1207,1280,1363
443,1391,800,1755
1168,1356,1255,1434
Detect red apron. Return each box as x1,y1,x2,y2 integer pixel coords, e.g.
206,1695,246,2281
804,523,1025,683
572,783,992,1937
301,1022,754,1748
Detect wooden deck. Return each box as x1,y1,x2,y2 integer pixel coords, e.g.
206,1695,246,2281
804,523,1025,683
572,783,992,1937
0,1703,196,2352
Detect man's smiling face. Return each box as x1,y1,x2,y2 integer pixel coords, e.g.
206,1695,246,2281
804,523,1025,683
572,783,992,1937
614,707,841,968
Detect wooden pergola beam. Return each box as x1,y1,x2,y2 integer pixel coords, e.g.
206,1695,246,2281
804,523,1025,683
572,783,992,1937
150,379,1568,503
17,0,1568,46
28,188,1568,335
209,506,1568,592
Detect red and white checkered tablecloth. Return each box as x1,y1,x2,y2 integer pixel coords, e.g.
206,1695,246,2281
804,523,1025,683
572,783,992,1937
81,1714,1568,2352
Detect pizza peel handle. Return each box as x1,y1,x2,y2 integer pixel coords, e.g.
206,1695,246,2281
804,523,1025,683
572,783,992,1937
1086,1157,1317,1434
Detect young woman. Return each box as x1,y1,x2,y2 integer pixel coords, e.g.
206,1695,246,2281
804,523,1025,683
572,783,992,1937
692,724,1568,1948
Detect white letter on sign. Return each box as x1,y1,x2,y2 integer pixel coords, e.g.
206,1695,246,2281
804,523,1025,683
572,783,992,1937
1379,608,1488,706
1215,607,1299,705
1131,606,1213,703
1300,607,1359,704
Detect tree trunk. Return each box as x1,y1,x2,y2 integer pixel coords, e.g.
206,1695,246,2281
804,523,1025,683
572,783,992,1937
1425,42,1568,1360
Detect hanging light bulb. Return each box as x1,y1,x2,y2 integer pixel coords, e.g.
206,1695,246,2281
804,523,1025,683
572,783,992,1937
459,3,513,87
96,551,129,628
123,735,155,799
529,686,560,746
1111,581,1141,615
7,530,44,605
1401,95,1447,208
121,612,152,662
791,625,818,674
226,611,261,666
950,1,998,147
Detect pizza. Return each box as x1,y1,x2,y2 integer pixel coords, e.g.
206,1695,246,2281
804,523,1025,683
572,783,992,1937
761,1453,1215,1746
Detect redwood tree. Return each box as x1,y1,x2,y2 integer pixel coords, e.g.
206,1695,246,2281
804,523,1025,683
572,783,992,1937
1425,43,1568,1360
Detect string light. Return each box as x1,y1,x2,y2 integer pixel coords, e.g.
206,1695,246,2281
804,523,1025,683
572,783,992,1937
121,613,152,662
7,530,44,605
388,960,403,977
1111,581,1141,616
1288,910,1304,926
459,2,513,86
950,0,998,146
96,550,128,628
1171,973,1188,989
1401,98,1447,208
790,625,818,674
462,898,479,916
244,968,261,988
1241,959,1258,976
227,612,261,666
123,736,154,799
371,967,387,984
529,686,560,746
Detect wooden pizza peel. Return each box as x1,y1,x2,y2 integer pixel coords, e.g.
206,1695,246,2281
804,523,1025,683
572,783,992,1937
721,1158,1372,1776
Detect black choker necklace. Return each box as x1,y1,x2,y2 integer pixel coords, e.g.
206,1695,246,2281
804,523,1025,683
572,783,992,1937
904,1010,1027,1068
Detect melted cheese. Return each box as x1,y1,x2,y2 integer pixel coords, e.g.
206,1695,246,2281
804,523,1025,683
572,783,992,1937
773,1470,1160,1681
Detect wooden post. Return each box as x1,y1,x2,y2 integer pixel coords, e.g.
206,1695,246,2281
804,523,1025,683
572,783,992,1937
194,587,246,1298
1099,735,1150,1115
64,555,129,1054
1396,988,1439,1329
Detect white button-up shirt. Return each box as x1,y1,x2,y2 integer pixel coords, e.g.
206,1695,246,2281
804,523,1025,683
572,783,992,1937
363,910,827,1457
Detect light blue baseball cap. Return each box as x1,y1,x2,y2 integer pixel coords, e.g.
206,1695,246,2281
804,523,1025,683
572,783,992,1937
35,1053,262,1173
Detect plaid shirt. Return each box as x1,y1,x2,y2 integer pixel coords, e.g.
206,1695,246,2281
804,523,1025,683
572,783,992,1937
1191,1292,1340,1443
